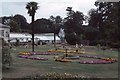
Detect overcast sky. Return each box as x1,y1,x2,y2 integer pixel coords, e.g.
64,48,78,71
0,0,97,23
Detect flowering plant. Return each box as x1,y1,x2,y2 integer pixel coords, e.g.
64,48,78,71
18,52,49,61
48,49,85,54
78,55,117,64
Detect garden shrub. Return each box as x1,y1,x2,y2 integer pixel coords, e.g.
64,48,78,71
109,42,120,48
2,46,12,70
65,33,77,45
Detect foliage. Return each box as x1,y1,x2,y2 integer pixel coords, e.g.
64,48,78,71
49,15,63,47
32,18,53,33
88,9,99,28
64,7,85,45
49,15,63,34
0,16,12,25
0,15,30,33
65,32,77,45
26,2,39,16
0,2,119,48
86,2,120,47
94,2,119,48
13,14,30,32
9,20,21,32
83,26,100,44
64,7,84,35
2,46,12,70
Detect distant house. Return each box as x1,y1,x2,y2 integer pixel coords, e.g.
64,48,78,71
0,23,10,42
10,33,60,44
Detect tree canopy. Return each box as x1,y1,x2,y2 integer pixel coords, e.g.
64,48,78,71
93,2,119,47
1,1,119,48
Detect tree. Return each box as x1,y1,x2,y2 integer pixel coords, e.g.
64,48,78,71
88,9,99,28
64,7,85,45
13,14,30,32
86,9,101,45
0,16,12,25
83,26,99,45
0,15,30,33
65,32,77,45
9,20,21,32
26,1,39,52
32,18,53,33
49,15,62,47
94,2,119,47
66,7,74,20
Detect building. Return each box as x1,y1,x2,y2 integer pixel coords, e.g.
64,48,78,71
0,23,10,43
34,33,60,43
10,33,60,44
10,33,31,43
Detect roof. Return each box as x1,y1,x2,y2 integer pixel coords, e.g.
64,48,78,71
10,33,60,40
10,33,31,38
35,33,54,36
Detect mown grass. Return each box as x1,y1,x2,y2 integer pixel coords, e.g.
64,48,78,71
3,44,118,78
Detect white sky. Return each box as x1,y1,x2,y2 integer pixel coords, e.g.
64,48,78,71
0,0,97,23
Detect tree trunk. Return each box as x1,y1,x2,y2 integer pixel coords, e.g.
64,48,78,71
54,32,56,48
54,24,56,48
32,15,35,52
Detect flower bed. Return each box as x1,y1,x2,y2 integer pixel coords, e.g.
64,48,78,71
28,57,48,60
55,58,72,62
54,54,117,64
18,52,117,64
18,52,58,61
18,55,29,58
79,60,114,64
78,55,117,64
48,49,65,53
18,55,48,61
79,55,102,59
19,52,58,55
29,52,58,55
65,56,80,59
48,49,85,54
19,52,30,55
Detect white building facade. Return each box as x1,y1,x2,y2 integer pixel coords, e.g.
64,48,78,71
0,23,10,42
10,33,60,44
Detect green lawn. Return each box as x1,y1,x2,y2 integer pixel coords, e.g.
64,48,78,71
2,44,118,78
